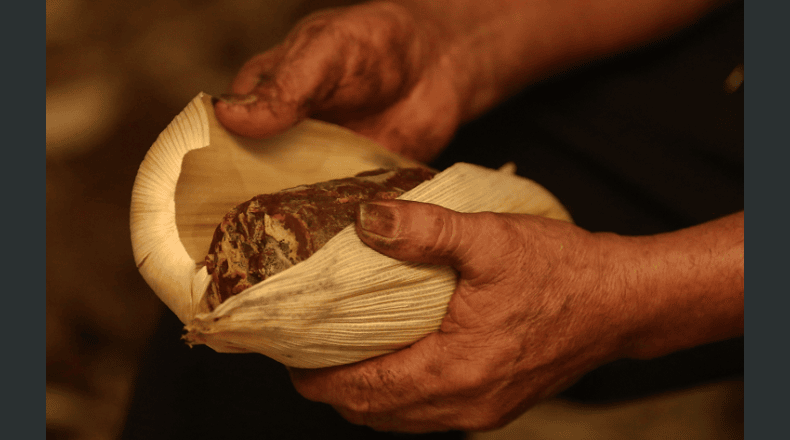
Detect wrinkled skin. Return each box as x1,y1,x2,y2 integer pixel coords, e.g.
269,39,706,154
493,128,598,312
287,201,743,433
214,0,743,433
213,0,732,164
287,201,632,432
214,2,461,163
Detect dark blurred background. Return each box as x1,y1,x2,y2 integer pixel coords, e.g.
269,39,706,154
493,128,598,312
46,1,355,438
46,1,742,439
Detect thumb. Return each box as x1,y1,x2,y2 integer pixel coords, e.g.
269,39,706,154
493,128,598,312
213,46,328,139
355,200,516,284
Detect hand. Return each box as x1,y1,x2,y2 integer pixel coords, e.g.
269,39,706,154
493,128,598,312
288,200,635,432
213,2,463,163
213,0,730,164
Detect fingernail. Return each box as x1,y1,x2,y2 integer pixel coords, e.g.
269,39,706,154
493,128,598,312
217,93,258,105
359,202,400,239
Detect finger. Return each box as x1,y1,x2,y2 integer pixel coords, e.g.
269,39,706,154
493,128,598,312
288,339,432,410
215,7,424,140
229,46,286,94
355,200,521,285
213,38,344,139
289,338,495,433
214,9,358,138
288,332,464,417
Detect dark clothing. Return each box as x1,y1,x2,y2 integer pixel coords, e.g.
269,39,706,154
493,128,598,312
433,3,743,236
431,2,743,403
122,3,742,437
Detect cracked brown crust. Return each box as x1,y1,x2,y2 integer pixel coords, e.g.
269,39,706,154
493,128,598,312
203,167,435,310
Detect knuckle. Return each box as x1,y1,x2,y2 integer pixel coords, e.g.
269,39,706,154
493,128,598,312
431,210,522,280
292,11,337,38
331,388,373,427
415,205,474,263
340,367,384,414
343,399,371,416
457,367,489,392
418,209,454,257
437,359,486,391
288,373,323,403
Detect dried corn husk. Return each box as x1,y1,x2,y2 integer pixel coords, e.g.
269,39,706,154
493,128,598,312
131,92,572,368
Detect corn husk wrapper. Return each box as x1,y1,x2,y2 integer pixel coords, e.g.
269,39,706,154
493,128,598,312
131,92,572,368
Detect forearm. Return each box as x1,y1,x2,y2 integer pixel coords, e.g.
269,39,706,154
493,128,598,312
607,211,744,359
380,0,730,121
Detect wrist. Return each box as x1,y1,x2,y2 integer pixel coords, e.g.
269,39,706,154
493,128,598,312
374,0,729,123
600,214,744,360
